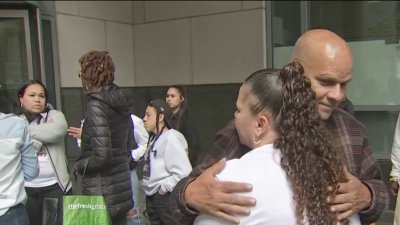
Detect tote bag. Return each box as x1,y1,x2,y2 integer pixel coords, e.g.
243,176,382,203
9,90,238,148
63,159,110,225
63,195,109,225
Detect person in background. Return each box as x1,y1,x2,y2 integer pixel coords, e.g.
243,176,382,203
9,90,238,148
390,113,400,225
126,114,149,225
166,85,201,166
170,29,388,225
17,80,71,225
140,99,192,225
0,96,39,225
68,113,149,225
73,50,133,225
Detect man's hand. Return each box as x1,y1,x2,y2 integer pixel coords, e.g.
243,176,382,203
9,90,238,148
327,167,372,221
185,158,255,224
68,127,82,139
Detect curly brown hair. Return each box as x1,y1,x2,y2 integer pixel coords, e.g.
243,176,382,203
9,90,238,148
244,61,346,225
78,50,115,90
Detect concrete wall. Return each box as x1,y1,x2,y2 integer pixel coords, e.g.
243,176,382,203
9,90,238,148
32,0,267,170
51,1,266,88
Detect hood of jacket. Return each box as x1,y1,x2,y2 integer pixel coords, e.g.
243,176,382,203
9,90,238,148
85,83,132,116
0,112,14,121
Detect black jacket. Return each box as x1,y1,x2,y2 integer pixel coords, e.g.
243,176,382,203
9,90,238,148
169,109,201,166
76,83,134,218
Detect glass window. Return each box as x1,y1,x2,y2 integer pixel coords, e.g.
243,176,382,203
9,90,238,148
0,10,33,112
271,1,301,69
271,1,302,47
310,1,399,44
41,19,57,108
309,1,400,108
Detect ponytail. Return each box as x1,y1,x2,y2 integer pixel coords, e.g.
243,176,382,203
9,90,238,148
275,61,345,225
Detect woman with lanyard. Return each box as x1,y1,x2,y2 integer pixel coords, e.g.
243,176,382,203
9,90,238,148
140,99,192,225
17,80,71,225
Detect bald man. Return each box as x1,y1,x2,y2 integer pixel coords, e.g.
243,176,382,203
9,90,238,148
170,29,388,225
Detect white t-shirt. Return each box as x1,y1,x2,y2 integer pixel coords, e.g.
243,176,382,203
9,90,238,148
24,152,58,187
194,144,361,225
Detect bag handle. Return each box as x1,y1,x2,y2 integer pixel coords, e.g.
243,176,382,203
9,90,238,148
77,159,102,195
72,158,90,195
63,180,71,195
81,158,89,178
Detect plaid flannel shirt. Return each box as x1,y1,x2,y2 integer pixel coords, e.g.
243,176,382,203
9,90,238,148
170,108,388,225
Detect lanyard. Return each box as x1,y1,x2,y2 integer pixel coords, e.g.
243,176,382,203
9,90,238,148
142,133,162,179
147,134,161,158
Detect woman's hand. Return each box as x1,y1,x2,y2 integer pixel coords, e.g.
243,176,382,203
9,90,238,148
158,187,167,195
68,127,82,139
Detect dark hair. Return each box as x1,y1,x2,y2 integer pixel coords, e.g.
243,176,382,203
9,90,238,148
244,69,282,120
166,84,187,129
244,61,345,225
148,99,172,135
167,85,187,108
17,80,49,122
167,84,186,99
17,80,48,108
79,50,115,90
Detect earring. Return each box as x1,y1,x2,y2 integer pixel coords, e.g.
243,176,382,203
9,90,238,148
252,136,261,146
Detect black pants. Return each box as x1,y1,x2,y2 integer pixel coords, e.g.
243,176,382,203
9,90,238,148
111,214,127,225
25,183,68,225
146,192,178,225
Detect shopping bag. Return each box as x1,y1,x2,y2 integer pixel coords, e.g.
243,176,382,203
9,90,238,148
63,195,110,225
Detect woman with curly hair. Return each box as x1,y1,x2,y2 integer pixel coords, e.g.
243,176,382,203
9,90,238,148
73,50,133,225
194,61,360,225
